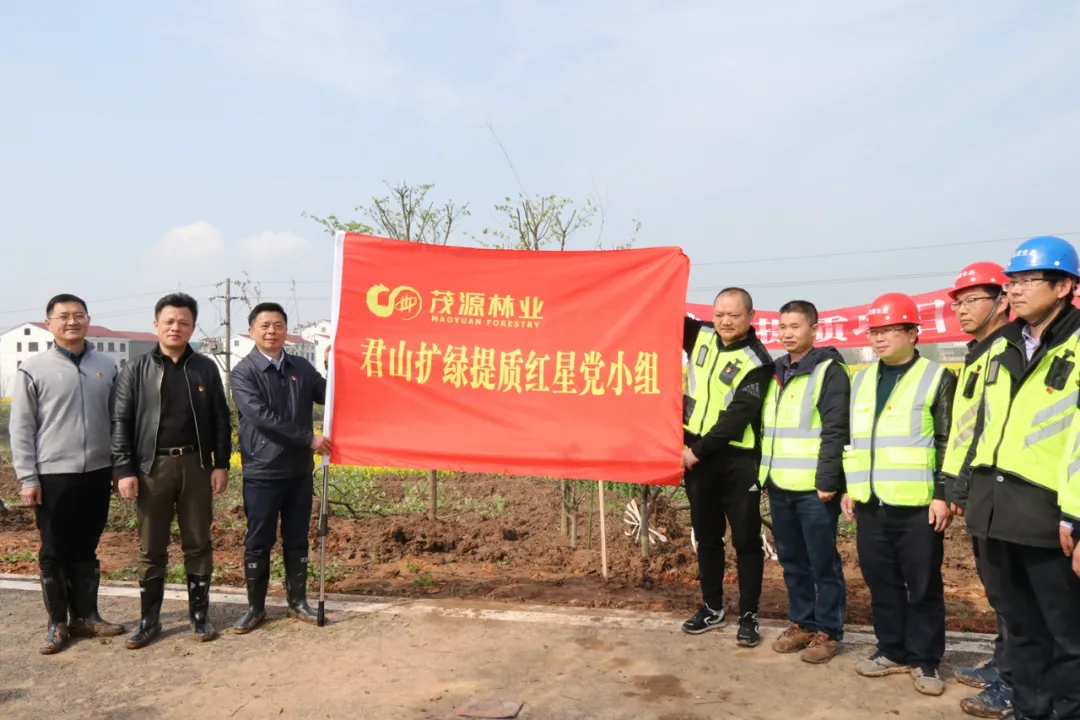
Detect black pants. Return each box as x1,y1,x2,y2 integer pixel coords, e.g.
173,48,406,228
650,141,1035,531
980,538,1080,719
769,488,847,640
35,469,113,577
972,537,1012,687
855,502,945,671
243,475,314,555
685,453,763,615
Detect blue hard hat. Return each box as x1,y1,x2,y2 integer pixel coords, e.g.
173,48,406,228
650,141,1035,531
1005,235,1080,277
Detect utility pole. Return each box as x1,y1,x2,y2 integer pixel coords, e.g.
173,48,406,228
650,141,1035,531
206,277,235,402
224,277,232,378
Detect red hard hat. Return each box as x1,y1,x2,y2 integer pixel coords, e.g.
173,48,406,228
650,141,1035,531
867,292,920,330
948,261,1006,300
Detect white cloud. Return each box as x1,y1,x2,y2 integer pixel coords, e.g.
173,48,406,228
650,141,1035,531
240,231,312,260
165,0,1080,310
148,223,316,279
150,221,225,266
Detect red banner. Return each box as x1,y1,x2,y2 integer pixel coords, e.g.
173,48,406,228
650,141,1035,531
326,233,689,485
686,288,966,350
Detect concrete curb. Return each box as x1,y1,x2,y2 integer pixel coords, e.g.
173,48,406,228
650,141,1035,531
0,572,995,655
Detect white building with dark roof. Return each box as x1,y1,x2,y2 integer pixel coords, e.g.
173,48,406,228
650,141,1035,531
0,322,160,397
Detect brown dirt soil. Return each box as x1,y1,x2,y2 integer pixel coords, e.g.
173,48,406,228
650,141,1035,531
0,467,995,632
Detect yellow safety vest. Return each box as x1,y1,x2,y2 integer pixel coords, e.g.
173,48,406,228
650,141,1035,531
842,357,946,506
941,346,995,478
759,358,843,491
684,326,765,450
971,329,1080,492
1060,415,1080,522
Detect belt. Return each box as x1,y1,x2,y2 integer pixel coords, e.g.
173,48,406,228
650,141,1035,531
156,445,197,457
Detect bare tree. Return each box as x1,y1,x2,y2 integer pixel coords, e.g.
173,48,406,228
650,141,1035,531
481,123,642,548
304,182,470,522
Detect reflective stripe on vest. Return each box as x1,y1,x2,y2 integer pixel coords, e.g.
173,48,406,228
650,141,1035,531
941,350,993,478
1060,418,1080,522
684,327,765,450
971,330,1080,492
842,357,945,506
759,359,837,491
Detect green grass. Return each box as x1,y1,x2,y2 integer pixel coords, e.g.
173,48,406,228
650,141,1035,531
406,561,435,588
0,400,10,457
2,550,36,563
322,467,507,519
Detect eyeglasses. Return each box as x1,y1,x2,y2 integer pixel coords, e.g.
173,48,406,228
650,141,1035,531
1003,276,1049,292
49,313,88,323
949,296,996,311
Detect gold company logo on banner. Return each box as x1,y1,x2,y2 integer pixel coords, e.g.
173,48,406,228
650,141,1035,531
366,284,423,320
365,283,545,330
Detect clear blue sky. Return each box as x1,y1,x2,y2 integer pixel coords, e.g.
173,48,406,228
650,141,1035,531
2,1,1079,335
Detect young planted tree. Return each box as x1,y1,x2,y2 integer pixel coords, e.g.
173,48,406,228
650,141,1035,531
304,181,470,521
481,190,640,549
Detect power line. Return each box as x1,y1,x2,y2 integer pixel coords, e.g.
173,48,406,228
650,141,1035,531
690,270,956,292
692,231,1080,267
0,284,219,317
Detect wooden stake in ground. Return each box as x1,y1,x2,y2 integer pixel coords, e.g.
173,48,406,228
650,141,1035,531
598,481,608,579
639,485,651,558
427,469,438,521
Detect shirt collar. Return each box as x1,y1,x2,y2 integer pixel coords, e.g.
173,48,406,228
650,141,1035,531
259,348,287,370
1021,324,1040,360
54,342,88,360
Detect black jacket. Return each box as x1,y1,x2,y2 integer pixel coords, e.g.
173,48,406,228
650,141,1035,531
944,325,1009,508
856,351,956,505
683,318,774,461
767,346,850,494
230,348,326,480
111,346,232,477
965,304,1080,549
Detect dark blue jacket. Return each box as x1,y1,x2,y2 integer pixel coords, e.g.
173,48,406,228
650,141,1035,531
230,348,327,481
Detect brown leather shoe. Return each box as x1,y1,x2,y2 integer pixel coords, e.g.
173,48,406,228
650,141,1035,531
772,624,813,653
801,632,841,664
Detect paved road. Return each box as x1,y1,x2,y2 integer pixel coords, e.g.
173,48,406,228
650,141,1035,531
0,578,987,719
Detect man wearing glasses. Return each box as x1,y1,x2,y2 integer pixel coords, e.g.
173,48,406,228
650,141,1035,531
939,262,1014,718
842,292,956,697
963,236,1080,720
9,294,125,654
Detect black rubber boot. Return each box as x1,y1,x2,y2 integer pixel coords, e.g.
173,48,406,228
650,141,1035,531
284,551,317,624
125,577,164,650
231,553,269,634
39,565,70,655
67,560,125,637
187,574,218,642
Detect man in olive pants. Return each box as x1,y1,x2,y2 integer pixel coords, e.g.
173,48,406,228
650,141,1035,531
113,293,231,648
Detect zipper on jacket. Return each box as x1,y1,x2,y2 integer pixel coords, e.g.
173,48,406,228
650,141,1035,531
152,355,164,468
989,338,1024,467
78,364,88,473
182,357,206,470
765,377,781,481
870,365,909,507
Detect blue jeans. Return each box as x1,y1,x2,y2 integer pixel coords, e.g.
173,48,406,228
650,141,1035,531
769,488,847,640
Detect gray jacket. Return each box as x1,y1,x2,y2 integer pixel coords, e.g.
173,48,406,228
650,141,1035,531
8,344,118,490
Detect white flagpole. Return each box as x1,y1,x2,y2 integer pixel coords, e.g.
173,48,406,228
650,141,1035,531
318,231,347,627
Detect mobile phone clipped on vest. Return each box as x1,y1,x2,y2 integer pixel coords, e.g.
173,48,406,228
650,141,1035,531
696,345,709,367
683,396,696,424
718,359,742,386
1046,355,1074,392
962,369,980,399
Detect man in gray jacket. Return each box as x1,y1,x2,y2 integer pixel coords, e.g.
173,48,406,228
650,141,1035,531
9,294,125,654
